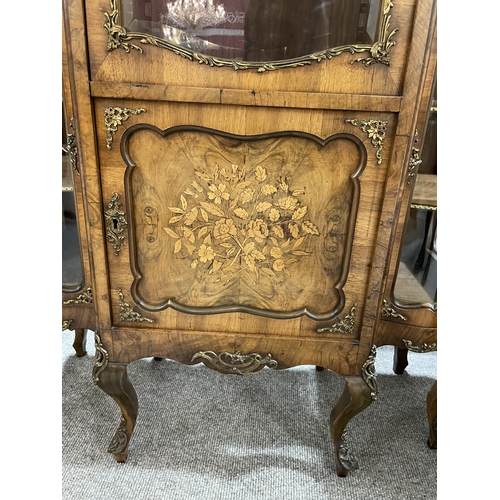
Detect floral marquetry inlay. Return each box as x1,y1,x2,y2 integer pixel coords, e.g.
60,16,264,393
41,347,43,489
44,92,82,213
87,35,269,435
122,125,367,320
163,163,320,285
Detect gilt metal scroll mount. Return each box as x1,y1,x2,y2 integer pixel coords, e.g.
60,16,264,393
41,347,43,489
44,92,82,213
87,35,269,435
191,350,278,375
104,107,146,150
345,119,387,165
93,333,109,384
317,304,357,334
105,193,128,256
100,0,398,72
381,299,407,321
118,289,154,323
362,345,378,401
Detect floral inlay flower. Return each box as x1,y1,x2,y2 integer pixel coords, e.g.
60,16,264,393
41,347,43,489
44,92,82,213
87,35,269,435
163,161,320,284
214,218,237,239
198,244,215,262
207,183,230,204
248,219,269,243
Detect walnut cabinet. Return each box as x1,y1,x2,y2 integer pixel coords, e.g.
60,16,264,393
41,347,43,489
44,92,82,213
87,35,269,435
63,0,437,476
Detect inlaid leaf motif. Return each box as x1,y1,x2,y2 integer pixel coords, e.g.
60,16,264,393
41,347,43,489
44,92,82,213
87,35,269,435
256,201,272,213
254,165,267,181
168,206,185,214
272,225,285,239
180,195,188,211
200,208,209,222
198,226,209,239
302,220,320,235
292,206,308,221
163,160,321,283
200,201,225,217
289,222,300,239
184,207,198,226
261,184,278,195
233,207,249,219
163,227,180,239
169,215,184,224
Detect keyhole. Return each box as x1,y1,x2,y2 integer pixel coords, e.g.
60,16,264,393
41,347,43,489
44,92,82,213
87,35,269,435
112,218,119,230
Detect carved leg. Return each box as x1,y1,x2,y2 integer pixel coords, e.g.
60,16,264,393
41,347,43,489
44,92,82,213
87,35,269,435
97,363,139,463
393,347,409,374
72,328,88,357
330,376,373,477
426,380,437,449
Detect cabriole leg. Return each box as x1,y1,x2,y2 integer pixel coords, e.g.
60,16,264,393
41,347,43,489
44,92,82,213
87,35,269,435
72,328,88,357
393,346,408,374
426,380,437,449
330,376,373,477
97,363,138,463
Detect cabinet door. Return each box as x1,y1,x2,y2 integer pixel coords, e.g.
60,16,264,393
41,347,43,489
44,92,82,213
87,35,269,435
95,101,396,342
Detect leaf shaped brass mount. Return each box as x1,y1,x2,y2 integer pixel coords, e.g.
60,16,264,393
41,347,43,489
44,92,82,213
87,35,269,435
362,345,378,401
100,0,398,72
316,304,357,334
62,319,74,331
105,193,128,256
381,299,407,321
118,289,154,323
407,146,422,184
338,430,359,472
191,350,278,375
104,107,146,150
345,119,387,165
63,287,93,305
93,333,109,384
66,118,79,176
403,340,437,353
108,417,128,454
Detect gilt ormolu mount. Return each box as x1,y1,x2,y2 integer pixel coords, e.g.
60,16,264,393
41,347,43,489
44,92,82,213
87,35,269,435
100,0,398,72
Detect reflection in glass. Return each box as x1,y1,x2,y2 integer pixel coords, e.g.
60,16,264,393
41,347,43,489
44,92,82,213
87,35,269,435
394,81,437,307
121,0,382,62
394,203,437,305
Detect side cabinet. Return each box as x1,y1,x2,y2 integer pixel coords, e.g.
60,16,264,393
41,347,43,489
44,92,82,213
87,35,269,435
62,15,96,355
63,0,437,476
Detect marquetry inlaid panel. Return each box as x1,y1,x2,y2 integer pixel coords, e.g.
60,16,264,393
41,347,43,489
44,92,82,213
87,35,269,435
121,125,367,320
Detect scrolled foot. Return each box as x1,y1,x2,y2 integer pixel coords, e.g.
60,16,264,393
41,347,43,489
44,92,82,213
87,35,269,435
330,376,373,477
97,363,138,463
108,417,129,462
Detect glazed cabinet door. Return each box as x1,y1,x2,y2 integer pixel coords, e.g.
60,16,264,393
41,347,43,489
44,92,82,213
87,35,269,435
375,21,437,353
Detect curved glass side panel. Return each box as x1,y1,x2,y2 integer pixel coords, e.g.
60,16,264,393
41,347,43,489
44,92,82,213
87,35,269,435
102,0,397,71
62,104,84,291
393,84,437,310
